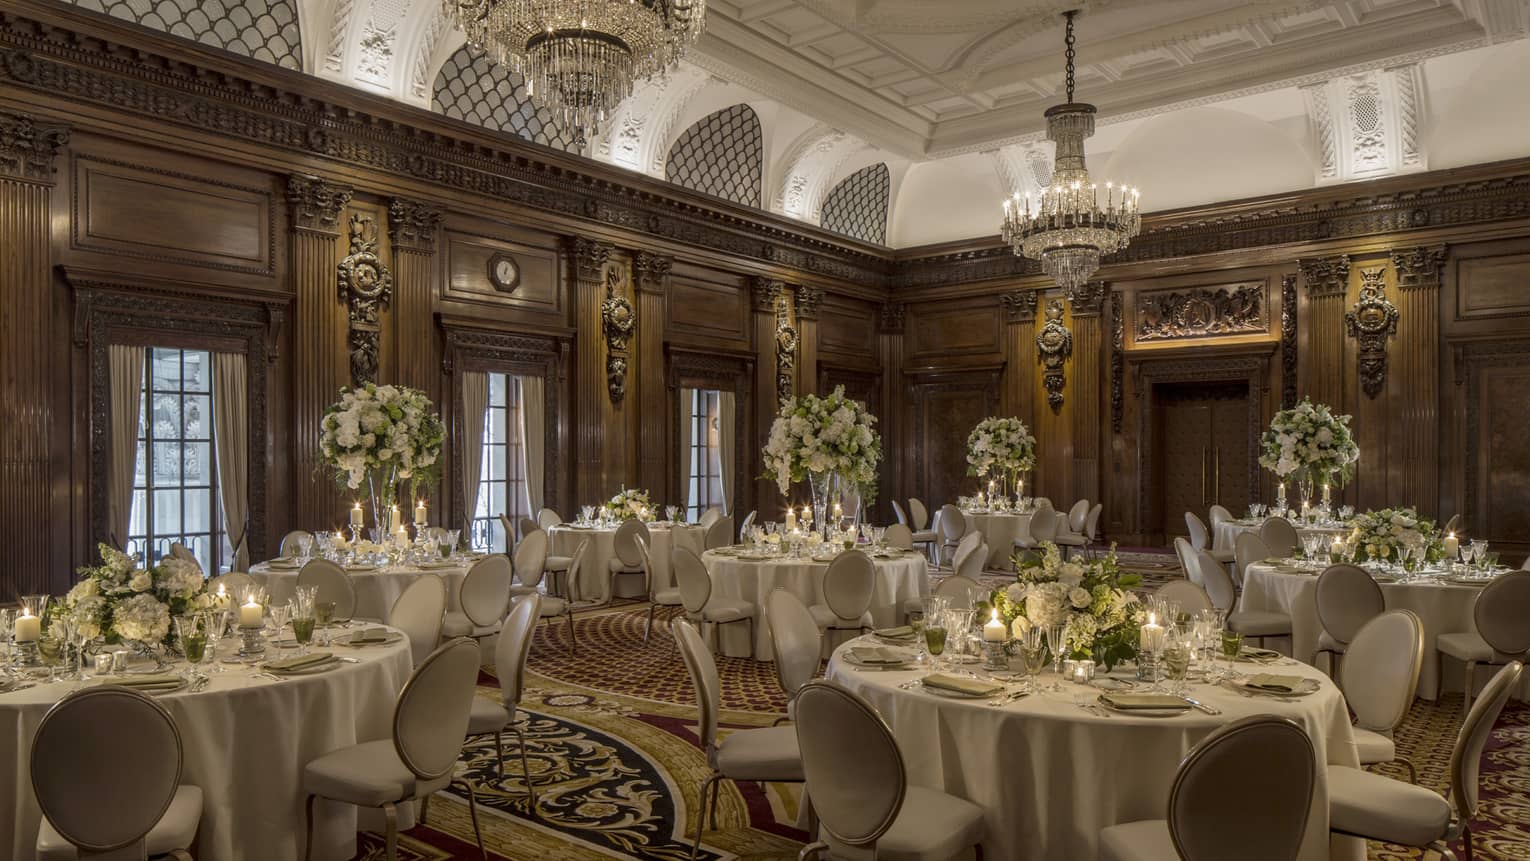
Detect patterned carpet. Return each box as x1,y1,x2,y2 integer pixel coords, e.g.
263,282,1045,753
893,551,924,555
352,555,1530,861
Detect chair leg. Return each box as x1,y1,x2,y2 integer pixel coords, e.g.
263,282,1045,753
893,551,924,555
419,794,430,824
708,773,723,830
455,779,488,861
383,801,398,861
645,602,659,644
514,723,538,812
691,773,721,860
1462,822,1474,861
566,608,577,656
303,794,317,861
1400,756,1418,784
495,729,505,781
1464,660,1477,710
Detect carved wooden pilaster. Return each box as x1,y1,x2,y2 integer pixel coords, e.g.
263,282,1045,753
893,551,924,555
775,296,799,406
1280,273,1298,409
634,252,671,495
1001,290,1038,323
878,302,905,523
751,277,786,506
1345,266,1398,399
568,238,615,503
286,174,353,529
1036,299,1073,412
1391,245,1446,512
1298,254,1351,409
387,198,440,396
795,286,822,394
1001,290,1038,423
1068,281,1108,318
1069,284,1105,503
879,302,906,333
1110,291,1124,434
0,111,66,592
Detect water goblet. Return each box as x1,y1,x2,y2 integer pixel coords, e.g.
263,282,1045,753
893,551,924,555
291,604,316,657
268,602,292,652
923,619,948,669
1339,505,1354,520
666,505,679,523
1045,623,1067,688
1219,630,1244,678
175,614,208,671
204,609,229,673
1162,629,1192,695
1020,626,1047,693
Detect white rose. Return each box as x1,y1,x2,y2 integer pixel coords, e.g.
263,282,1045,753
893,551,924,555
1069,587,1091,609
129,571,153,593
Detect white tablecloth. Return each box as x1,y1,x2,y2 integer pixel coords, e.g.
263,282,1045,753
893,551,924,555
1240,561,1491,699
1,629,413,860
548,523,705,602
961,511,1036,570
251,561,469,622
1214,519,1349,552
826,637,1361,860
702,549,928,660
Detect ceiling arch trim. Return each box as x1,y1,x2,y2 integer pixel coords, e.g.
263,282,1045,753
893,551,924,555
772,123,872,223
664,103,765,207
64,0,303,70
593,63,713,178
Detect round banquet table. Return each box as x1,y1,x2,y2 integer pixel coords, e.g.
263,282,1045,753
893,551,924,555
825,636,1362,861
961,510,1036,570
251,559,471,621
702,548,928,660
1240,560,1511,700
0,627,413,861
1213,517,1349,552
548,522,705,602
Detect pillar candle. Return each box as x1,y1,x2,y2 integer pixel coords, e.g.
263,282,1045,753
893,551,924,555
238,600,263,628
1331,536,1345,559
784,509,796,531
1442,532,1459,560
390,504,400,532
14,614,40,643
350,502,364,527
984,609,1007,642
414,500,427,526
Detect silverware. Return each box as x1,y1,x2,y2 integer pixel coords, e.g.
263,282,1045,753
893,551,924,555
1180,696,1221,715
255,672,287,683
987,690,1029,707
334,656,360,664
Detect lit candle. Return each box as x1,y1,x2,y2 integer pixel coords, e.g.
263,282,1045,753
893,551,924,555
333,529,345,545
1331,536,1345,559
784,509,796,531
1442,532,1459,560
1071,659,1096,684
238,598,263,629
215,584,228,608
1140,612,1164,653
390,504,400,532
350,502,364,527
414,499,427,526
801,506,811,526
14,613,40,643
833,502,842,519
984,608,1007,642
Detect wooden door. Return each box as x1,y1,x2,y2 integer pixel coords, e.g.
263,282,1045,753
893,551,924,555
1157,382,1252,536
1211,398,1252,516
1159,396,1213,537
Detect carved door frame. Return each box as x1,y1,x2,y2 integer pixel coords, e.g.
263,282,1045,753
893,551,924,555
667,347,754,519
905,365,1003,510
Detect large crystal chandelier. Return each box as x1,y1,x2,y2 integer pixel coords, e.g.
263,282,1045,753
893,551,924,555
445,0,707,144
1000,10,1140,297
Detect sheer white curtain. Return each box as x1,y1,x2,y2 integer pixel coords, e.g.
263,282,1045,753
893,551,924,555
718,391,735,516
108,344,145,551
678,387,695,515
520,375,546,514
212,353,248,571
461,372,489,533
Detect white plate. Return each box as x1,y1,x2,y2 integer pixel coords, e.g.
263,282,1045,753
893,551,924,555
1229,677,1321,698
872,634,920,647
345,565,377,573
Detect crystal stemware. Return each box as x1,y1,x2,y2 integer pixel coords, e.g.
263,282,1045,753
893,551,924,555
267,602,291,652
1162,628,1192,695
0,608,14,676
291,586,317,656
923,619,948,669
175,614,208,674
1220,630,1244,679
204,609,229,673
1045,623,1067,687
1020,626,1046,693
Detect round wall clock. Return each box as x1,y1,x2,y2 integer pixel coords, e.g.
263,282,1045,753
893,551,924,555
488,252,520,293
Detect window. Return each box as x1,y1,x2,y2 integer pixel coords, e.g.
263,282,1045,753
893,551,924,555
687,389,723,521
473,373,529,553
128,348,224,573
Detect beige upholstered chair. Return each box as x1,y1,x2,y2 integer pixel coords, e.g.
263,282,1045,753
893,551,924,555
951,531,987,579
1099,716,1315,861
389,576,447,668
890,499,908,527
1016,508,1061,556
1208,504,1233,528
302,638,487,861
1054,500,1094,558
936,503,967,566
497,514,515,550
1327,661,1523,861
1186,512,1235,564
1156,580,1214,613
168,542,198,564
907,498,937,559
1259,516,1300,559
1173,537,1197,584
32,686,203,861
535,507,562,530
809,550,875,650
737,509,757,543
675,620,803,859
516,517,540,542
510,530,548,595
465,594,541,800
794,680,984,860
606,519,651,599
1437,569,1530,708
297,559,358,623
442,555,513,642
208,571,254,597
672,546,755,653
278,531,313,558
704,516,733,550
524,538,581,656
882,523,914,550
934,575,986,608
1342,610,1424,782
1232,532,1270,589
1193,549,1291,645
636,536,683,644
765,589,821,719
1315,563,1385,676
698,507,723,529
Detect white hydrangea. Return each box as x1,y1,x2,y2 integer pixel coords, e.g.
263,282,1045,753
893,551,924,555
113,592,171,644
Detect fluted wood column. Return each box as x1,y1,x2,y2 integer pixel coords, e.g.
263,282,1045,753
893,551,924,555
1391,246,1446,516
634,252,671,498
1069,282,1107,508
1298,255,1351,411
1,112,67,592
751,278,784,516
568,239,613,504
795,285,822,394
387,198,441,397
879,302,905,525
1000,290,1039,426
286,175,353,528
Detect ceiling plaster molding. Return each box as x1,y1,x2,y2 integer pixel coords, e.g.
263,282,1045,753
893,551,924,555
593,64,712,178
406,4,452,104
986,142,1053,199
772,124,871,222
1300,62,1427,185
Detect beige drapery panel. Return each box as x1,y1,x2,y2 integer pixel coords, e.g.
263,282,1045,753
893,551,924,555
461,372,489,535
108,345,145,551
678,387,695,515
520,375,546,514
718,391,736,516
212,352,249,571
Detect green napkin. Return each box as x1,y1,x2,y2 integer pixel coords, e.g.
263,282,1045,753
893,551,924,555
1237,646,1283,663
1245,674,1306,694
1098,693,1191,711
347,628,389,644
920,673,1003,696
850,647,907,665
112,675,184,691
874,626,916,639
264,651,335,672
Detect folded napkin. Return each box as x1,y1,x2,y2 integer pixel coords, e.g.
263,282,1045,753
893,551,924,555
1098,693,1191,711
348,628,389,645
265,651,335,672
920,673,1003,696
874,626,917,639
1238,646,1283,663
850,647,907,665
1244,674,1307,694
112,674,184,691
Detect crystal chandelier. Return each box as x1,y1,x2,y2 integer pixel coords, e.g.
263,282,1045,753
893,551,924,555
445,0,707,145
1000,10,1141,297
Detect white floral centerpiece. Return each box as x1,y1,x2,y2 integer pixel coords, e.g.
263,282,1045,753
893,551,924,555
762,386,881,510
53,543,210,648
1258,398,1358,490
1344,507,1441,564
978,543,1142,669
318,384,445,529
965,416,1036,496
604,488,653,521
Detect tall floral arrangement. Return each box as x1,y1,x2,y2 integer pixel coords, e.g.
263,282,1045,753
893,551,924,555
965,417,1037,479
762,386,881,495
53,544,209,647
978,543,1142,669
319,384,445,525
1345,507,1441,563
605,488,653,521
1258,398,1358,486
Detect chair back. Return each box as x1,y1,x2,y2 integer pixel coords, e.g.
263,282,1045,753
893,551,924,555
517,517,541,543
891,500,908,527
1342,610,1423,734
951,531,984,578
1156,580,1214,613
698,507,722,529
460,555,514,628
512,529,548,588
612,518,650,568
704,516,733,550
935,575,986,608
1451,661,1524,822
536,508,563,530
1028,508,1060,544
738,510,757,543
823,550,875,622
793,681,906,847
674,620,721,757
208,571,254,597
908,498,929,531
567,539,590,599
1168,716,1315,861
389,576,447,667
766,589,821,698
495,594,541,709
31,686,183,855
1315,564,1385,646
392,638,481,782
1474,570,1530,657
1185,512,1211,551
1259,516,1299,558
1208,504,1233,527
633,536,652,596
498,514,515,547
278,531,312,557
1068,499,1090,534
882,524,914,550
1085,503,1103,540
1173,537,1197,584
1033,497,1055,514
167,542,196,564
1193,549,1237,613
672,546,713,614
1233,533,1270,588
296,558,357,622
938,504,967,544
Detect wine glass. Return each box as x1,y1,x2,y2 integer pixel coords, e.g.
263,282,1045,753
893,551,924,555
204,609,229,673
291,588,317,657
268,602,291,652
175,614,208,678
0,608,13,677
296,533,315,563
1020,626,1047,693
1045,623,1067,687
1162,628,1192,696
923,616,948,669
1219,630,1244,679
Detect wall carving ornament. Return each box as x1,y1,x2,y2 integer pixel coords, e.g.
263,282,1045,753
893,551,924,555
1110,291,1124,433
1069,281,1108,317
1280,273,1298,408
775,297,798,406
1135,282,1265,341
794,285,824,320
286,174,353,234
0,110,67,182
602,267,635,403
879,302,906,333
1001,290,1038,323
1345,266,1399,398
1035,298,1073,411
1299,254,1352,297
336,213,392,385
1391,245,1447,290
386,197,441,252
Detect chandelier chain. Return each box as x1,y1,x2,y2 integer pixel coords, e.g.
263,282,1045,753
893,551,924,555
1064,10,1076,104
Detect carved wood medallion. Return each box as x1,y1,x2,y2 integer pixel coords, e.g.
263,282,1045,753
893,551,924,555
602,267,635,403
1135,282,1265,341
775,296,798,405
1035,298,1073,411
1345,266,1398,398
336,213,392,386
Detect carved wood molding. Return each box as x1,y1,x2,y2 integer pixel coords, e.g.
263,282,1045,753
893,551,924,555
750,276,784,312
1110,291,1124,433
1299,255,1351,298
879,302,905,333
0,109,66,183
1135,282,1265,342
1280,273,1298,408
1458,338,1530,536
1345,266,1398,398
386,197,441,254
285,174,353,235
1001,289,1038,323
1069,281,1109,317
794,285,824,320
1035,298,1073,411
775,299,798,406
337,213,392,386
632,251,672,294
602,267,635,403
1390,245,1447,291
